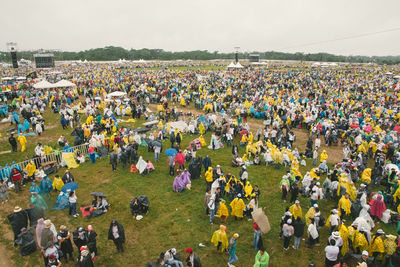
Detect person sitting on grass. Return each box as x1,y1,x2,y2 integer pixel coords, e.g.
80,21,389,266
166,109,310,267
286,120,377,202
173,169,191,193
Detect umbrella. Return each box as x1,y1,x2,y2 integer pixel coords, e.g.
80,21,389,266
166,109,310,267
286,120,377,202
61,182,79,193
165,148,178,157
394,125,400,133
350,124,360,129
91,192,106,198
152,141,162,147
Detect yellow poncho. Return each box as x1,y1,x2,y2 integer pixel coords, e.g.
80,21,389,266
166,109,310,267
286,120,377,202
17,135,27,152
369,236,385,256
205,167,213,182
244,182,253,198
25,161,37,177
289,204,303,219
361,168,371,184
309,168,320,180
339,224,349,256
211,226,228,251
320,150,328,163
199,123,205,136
338,195,352,216
354,232,368,252
199,135,207,147
52,177,64,191
384,235,397,256
305,207,316,226
217,202,229,218
230,198,245,218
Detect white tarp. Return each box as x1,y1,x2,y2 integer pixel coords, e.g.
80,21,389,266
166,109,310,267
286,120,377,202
169,121,188,132
107,91,127,98
53,79,76,87
33,80,55,89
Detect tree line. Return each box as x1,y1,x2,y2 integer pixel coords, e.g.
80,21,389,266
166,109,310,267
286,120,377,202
0,46,399,65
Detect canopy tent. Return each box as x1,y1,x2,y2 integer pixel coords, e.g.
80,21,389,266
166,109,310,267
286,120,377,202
393,75,400,79
106,91,127,98
33,80,55,89
53,79,76,88
227,62,244,69
16,77,26,80
1,77,14,81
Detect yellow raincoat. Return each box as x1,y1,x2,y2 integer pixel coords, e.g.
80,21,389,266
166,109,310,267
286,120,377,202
199,135,207,147
244,182,253,198
205,167,213,182
339,224,349,256
320,150,328,163
18,135,27,152
384,235,397,256
211,225,228,251
52,176,64,191
230,198,245,218
369,235,385,258
25,161,37,177
289,203,303,219
217,201,229,219
199,123,205,135
361,168,371,184
354,231,368,252
338,195,352,216
305,207,316,226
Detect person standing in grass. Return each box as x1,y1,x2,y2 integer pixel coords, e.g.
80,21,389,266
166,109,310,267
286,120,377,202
227,233,239,267
68,191,78,217
293,217,305,249
8,133,17,152
108,219,125,253
282,219,294,250
253,248,269,267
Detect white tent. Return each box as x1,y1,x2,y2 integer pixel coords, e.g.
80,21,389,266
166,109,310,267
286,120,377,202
227,62,244,69
53,79,76,88
106,91,127,98
1,77,14,81
16,77,26,80
393,75,400,79
33,80,54,89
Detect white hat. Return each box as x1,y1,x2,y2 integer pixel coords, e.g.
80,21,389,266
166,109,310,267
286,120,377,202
171,248,176,254
243,166,246,169
332,209,338,214
13,206,22,213
316,182,320,186
362,250,369,256
287,219,292,224
295,200,300,204
216,165,220,168
237,194,242,198
313,204,318,208
377,229,385,235
360,183,366,187
285,211,292,216
332,232,340,238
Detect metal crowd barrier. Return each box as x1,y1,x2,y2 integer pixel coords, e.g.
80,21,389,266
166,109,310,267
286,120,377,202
1,143,90,175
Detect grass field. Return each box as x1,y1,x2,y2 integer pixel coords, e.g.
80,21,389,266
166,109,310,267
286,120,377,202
0,106,396,267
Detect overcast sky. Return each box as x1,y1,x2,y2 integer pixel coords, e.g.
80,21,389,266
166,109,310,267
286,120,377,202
1,0,399,56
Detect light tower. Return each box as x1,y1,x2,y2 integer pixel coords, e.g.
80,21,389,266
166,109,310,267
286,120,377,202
234,46,240,64
6,42,18,68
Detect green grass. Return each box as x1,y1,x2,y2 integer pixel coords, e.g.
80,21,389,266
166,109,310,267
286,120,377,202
0,110,397,267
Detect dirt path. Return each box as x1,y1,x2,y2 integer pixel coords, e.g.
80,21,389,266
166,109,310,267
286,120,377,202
0,242,14,267
148,104,343,164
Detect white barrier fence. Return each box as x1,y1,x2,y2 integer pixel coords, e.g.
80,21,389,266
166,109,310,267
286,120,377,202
2,143,90,175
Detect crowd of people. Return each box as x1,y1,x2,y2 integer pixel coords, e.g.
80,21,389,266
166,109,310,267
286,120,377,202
1,62,400,266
